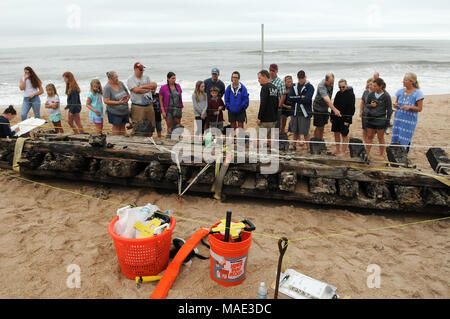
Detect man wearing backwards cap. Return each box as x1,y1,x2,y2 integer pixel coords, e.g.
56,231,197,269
127,62,156,136
204,67,225,102
269,63,286,129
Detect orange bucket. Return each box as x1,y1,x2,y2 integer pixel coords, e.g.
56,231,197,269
108,216,176,279
208,221,252,287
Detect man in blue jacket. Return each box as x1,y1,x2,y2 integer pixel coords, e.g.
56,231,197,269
287,70,315,151
224,71,249,135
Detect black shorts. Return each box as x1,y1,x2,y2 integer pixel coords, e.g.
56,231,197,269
367,116,387,130
331,118,350,137
313,111,329,127
228,110,246,123
68,104,81,115
367,123,386,130
281,106,291,118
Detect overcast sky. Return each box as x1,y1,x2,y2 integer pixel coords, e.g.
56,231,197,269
1,0,450,48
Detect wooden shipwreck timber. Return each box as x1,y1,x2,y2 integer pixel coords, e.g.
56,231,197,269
0,133,449,215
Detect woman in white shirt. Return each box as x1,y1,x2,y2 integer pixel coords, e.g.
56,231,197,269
19,66,44,121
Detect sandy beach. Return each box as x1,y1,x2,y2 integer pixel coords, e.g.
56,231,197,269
0,94,449,299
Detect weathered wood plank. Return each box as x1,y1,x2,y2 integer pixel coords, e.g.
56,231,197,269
1,136,449,190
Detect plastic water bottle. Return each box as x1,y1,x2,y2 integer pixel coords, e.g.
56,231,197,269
205,132,213,147
258,282,267,299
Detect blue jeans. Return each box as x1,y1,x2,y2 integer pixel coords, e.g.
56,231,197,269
150,121,163,133
22,96,41,121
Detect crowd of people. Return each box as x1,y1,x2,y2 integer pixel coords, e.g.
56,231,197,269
0,63,425,159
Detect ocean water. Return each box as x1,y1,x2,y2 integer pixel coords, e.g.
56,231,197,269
1,40,450,107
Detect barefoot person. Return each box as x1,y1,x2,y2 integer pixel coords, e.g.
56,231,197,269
313,73,341,139
365,78,392,159
86,79,104,135
159,72,184,136
331,79,355,157
103,71,130,136
19,66,44,121
360,78,374,143
127,62,155,136
224,71,249,137
44,83,63,134
286,70,315,151
391,73,424,153
0,106,20,138
63,72,84,134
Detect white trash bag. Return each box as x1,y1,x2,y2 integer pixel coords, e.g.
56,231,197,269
113,204,161,239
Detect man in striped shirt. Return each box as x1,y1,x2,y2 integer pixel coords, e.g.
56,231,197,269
269,64,286,129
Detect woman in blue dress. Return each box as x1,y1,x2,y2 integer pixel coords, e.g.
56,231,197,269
391,73,424,152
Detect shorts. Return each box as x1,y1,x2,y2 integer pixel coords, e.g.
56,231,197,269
106,110,129,126
367,117,387,131
281,106,291,118
362,118,368,130
50,114,62,122
68,104,81,115
150,121,163,133
131,104,156,128
367,123,386,130
313,111,329,127
331,117,350,137
290,116,311,136
228,110,246,123
257,121,277,140
166,106,182,120
361,110,369,130
89,118,104,124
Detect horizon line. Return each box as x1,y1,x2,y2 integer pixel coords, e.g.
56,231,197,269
3,36,450,50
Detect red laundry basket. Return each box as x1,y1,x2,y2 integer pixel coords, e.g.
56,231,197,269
108,216,176,279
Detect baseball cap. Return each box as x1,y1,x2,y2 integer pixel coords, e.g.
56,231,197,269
211,68,220,75
269,64,278,71
134,62,146,71
297,70,306,79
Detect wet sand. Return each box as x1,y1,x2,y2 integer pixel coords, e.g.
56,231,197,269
0,94,449,298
